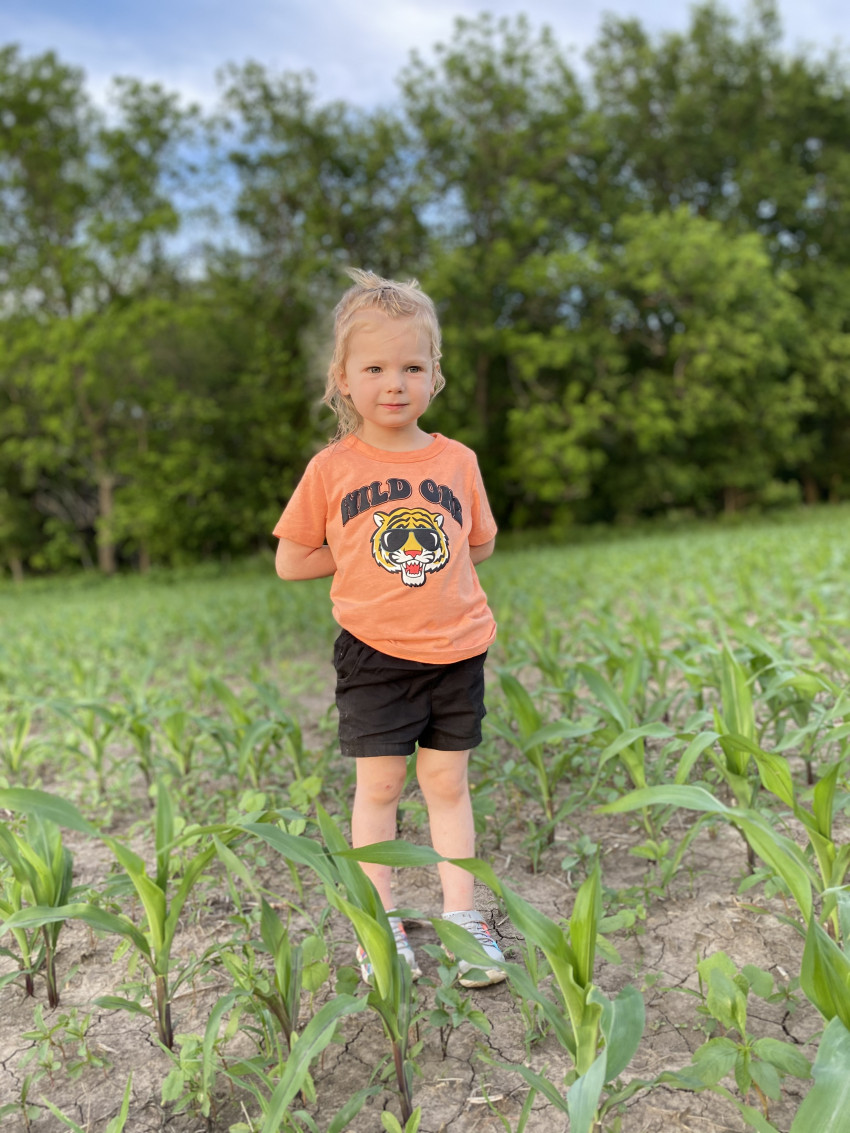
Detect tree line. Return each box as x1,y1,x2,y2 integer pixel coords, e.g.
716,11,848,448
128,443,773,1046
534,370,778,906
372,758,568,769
2,1,849,576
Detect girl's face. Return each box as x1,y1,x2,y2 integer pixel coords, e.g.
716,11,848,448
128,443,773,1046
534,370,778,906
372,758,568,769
337,312,438,450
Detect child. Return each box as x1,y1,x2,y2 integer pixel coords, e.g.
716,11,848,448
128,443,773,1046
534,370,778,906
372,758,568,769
273,268,505,988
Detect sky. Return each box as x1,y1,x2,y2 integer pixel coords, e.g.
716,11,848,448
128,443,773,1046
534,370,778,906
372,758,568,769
3,1,847,111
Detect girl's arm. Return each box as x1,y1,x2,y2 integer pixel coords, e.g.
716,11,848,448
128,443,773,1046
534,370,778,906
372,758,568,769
275,537,337,580
469,537,495,565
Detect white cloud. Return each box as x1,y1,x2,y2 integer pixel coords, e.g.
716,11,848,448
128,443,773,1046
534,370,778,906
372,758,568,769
5,0,846,113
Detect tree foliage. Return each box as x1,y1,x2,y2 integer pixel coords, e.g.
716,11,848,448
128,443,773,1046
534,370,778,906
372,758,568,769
2,3,850,574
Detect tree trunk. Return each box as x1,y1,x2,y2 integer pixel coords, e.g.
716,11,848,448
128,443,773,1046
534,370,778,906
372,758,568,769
97,471,117,574
802,475,819,504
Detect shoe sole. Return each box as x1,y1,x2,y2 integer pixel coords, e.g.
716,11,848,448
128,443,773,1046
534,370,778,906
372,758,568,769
458,968,507,988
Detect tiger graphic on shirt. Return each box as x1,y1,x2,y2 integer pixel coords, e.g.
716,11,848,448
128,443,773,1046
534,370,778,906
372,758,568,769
371,507,449,588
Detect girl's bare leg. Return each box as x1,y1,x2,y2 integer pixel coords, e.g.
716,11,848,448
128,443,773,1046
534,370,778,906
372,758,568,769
350,755,408,909
416,747,475,912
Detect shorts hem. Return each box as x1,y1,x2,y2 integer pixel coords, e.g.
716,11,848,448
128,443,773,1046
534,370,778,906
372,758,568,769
342,740,418,758
419,733,482,752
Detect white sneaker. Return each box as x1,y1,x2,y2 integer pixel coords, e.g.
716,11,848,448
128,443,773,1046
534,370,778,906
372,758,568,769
442,910,507,988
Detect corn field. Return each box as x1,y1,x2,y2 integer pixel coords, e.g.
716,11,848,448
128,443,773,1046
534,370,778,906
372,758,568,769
2,508,850,1132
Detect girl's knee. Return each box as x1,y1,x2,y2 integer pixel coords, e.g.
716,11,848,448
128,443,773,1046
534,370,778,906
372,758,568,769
355,763,406,806
417,761,469,805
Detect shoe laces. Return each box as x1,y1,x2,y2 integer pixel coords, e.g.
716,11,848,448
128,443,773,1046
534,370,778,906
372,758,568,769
389,916,408,948
465,919,495,947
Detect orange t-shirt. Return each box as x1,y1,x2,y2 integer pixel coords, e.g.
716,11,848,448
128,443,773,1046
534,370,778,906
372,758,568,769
273,433,497,664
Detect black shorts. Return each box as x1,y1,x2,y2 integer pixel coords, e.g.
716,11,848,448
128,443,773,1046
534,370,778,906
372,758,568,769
333,629,487,758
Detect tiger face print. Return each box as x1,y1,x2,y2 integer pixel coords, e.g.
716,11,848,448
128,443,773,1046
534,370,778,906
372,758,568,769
371,507,450,587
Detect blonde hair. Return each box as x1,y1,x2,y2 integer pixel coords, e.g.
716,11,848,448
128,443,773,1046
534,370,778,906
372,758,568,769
323,268,445,439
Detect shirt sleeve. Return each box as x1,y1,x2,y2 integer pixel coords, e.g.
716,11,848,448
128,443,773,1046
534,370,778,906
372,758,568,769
468,455,497,546
272,456,330,547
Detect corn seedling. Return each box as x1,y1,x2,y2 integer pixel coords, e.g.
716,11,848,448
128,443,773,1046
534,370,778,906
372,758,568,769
788,1016,850,1133
0,874,41,996
0,702,48,781
39,1074,133,1133
49,697,123,797
214,833,332,1051
490,669,600,835
340,840,646,1133
221,994,371,1133
0,808,73,1006
241,808,425,1124
0,782,242,1048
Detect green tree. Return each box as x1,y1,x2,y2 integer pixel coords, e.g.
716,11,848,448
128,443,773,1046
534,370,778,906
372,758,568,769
507,209,810,524
587,1,850,506
399,14,599,520
0,47,196,571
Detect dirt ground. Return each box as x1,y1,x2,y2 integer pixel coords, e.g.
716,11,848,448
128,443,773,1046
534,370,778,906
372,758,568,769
0,787,818,1133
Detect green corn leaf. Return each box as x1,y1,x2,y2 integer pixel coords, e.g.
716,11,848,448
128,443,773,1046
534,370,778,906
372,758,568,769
166,842,218,928
790,1017,850,1133
203,991,241,1099
0,789,95,835
566,1050,607,1133
154,779,174,893
570,863,601,989
734,813,816,924
432,917,501,973
497,885,588,1029
813,764,840,841
750,748,796,810
106,843,167,954
598,785,732,817
325,1087,382,1133
236,719,279,779
335,841,504,896
499,884,575,967
38,1099,88,1133
316,806,385,907
599,724,673,764
520,719,601,751
497,671,543,738
577,665,633,730
719,647,756,743
94,995,153,1018
599,788,816,921
212,835,261,901
336,840,443,868
488,1058,568,1113
208,677,251,726
105,1073,133,1133
801,919,850,1030
262,995,367,1132
327,891,395,1002
241,823,334,885
592,984,645,1082
1,903,152,962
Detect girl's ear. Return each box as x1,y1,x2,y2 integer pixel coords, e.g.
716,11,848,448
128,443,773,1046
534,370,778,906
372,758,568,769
335,364,350,396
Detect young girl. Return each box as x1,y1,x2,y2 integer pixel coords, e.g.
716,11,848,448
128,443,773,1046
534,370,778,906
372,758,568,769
273,269,505,988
